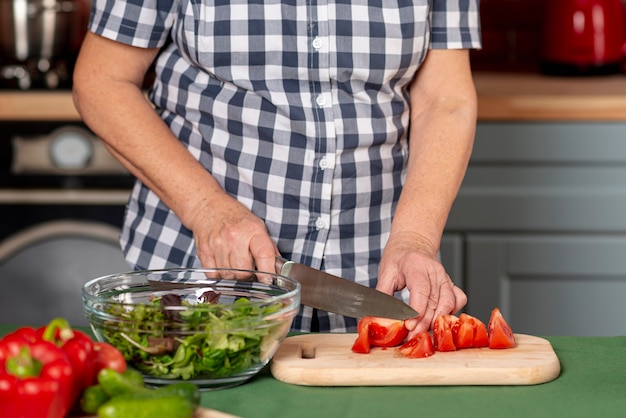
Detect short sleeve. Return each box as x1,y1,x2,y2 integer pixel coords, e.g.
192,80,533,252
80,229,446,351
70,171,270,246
430,0,481,49
89,0,179,48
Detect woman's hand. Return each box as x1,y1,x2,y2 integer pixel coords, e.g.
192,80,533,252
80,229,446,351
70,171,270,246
376,233,467,336
186,193,279,277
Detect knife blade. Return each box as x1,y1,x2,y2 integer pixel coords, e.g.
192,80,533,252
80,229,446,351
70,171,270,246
275,256,418,320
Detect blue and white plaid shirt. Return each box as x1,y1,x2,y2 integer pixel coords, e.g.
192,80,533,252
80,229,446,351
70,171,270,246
89,0,481,332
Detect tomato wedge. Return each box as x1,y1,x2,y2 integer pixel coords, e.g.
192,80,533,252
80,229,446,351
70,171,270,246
432,315,456,352
361,317,408,347
454,313,489,349
469,315,490,348
487,308,516,349
351,321,371,354
453,317,473,349
398,332,435,358
351,316,408,354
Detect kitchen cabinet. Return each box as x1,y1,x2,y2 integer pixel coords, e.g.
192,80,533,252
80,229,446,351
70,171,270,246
441,122,626,336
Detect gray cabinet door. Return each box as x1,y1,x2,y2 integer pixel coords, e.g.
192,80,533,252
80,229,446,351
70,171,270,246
447,122,626,233
465,234,626,337
443,122,626,336
440,233,464,289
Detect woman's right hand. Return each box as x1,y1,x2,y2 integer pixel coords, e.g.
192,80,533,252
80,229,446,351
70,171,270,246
186,193,279,276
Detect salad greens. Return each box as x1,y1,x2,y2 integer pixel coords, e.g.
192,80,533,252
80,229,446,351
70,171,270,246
102,296,284,380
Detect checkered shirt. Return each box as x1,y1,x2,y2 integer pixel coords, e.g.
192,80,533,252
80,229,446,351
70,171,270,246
89,0,481,332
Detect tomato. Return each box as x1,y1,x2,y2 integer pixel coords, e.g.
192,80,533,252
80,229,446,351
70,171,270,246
452,317,472,349
432,315,456,352
358,316,408,348
468,315,490,348
398,332,435,359
453,313,489,349
351,321,371,354
487,308,516,349
352,316,408,354
443,314,459,328
90,342,127,384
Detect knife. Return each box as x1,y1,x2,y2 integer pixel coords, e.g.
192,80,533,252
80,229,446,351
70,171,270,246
274,256,418,320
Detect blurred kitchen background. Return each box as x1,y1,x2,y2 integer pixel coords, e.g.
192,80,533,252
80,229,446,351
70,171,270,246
1,0,626,335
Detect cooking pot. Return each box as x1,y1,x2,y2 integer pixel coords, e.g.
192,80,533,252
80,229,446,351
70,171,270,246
0,0,91,89
0,0,90,62
540,0,626,75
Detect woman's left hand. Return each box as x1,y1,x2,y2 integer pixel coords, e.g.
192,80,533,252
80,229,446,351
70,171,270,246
375,234,467,336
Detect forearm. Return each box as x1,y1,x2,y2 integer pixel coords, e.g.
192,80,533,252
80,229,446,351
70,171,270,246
390,50,477,256
76,86,225,226
393,104,475,254
72,34,229,230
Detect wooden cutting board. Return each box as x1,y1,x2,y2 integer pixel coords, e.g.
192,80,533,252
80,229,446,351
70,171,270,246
193,408,240,418
270,333,560,386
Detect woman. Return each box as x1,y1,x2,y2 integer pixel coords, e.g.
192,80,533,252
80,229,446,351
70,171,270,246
73,0,481,335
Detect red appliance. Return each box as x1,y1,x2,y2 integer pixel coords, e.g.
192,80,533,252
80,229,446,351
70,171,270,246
541,0,626,75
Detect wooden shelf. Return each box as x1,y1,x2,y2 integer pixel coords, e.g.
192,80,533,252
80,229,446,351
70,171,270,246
2,72,626,122
0,91,80,121
474,72,626,121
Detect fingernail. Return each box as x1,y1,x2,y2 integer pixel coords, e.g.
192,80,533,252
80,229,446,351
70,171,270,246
404,318,418,331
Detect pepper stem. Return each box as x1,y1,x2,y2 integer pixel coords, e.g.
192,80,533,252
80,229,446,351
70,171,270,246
6,346,43,379
42,317,74,345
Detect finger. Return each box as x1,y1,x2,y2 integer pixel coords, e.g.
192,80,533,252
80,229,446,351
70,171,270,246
374,268,398,296
197,253,229,280
228,248,256,272
407,288,438,335
210,235,231,269
195,236,217,269
249,234,279,284
407,311,433,335
410,268,454,334
404,289,431,334
452,285,468,314
432,280,456,320
208,231,254,275
197,228,250,278
201,255,217,269
404,317,419,332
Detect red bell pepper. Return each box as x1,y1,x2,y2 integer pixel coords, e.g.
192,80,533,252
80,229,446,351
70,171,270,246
39,318,95,405
0,327,74,418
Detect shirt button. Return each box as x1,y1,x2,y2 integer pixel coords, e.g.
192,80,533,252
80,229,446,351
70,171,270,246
312,37,324,49
315,94,326,107
319,156,329,170
315,217,327,230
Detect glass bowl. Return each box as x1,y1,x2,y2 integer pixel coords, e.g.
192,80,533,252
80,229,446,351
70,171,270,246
82,268,300,390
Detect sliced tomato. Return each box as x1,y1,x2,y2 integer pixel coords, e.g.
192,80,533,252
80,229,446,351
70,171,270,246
443,314,459,328
453,319,473,349
398,332,435,359
470,315,490,348
367,318,408,347
356,316,408,348
432,315,456,352
351,321,371,354
454,313,489,349
487,307,516,349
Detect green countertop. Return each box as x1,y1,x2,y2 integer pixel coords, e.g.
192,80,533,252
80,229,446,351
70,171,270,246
2,324,626,418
